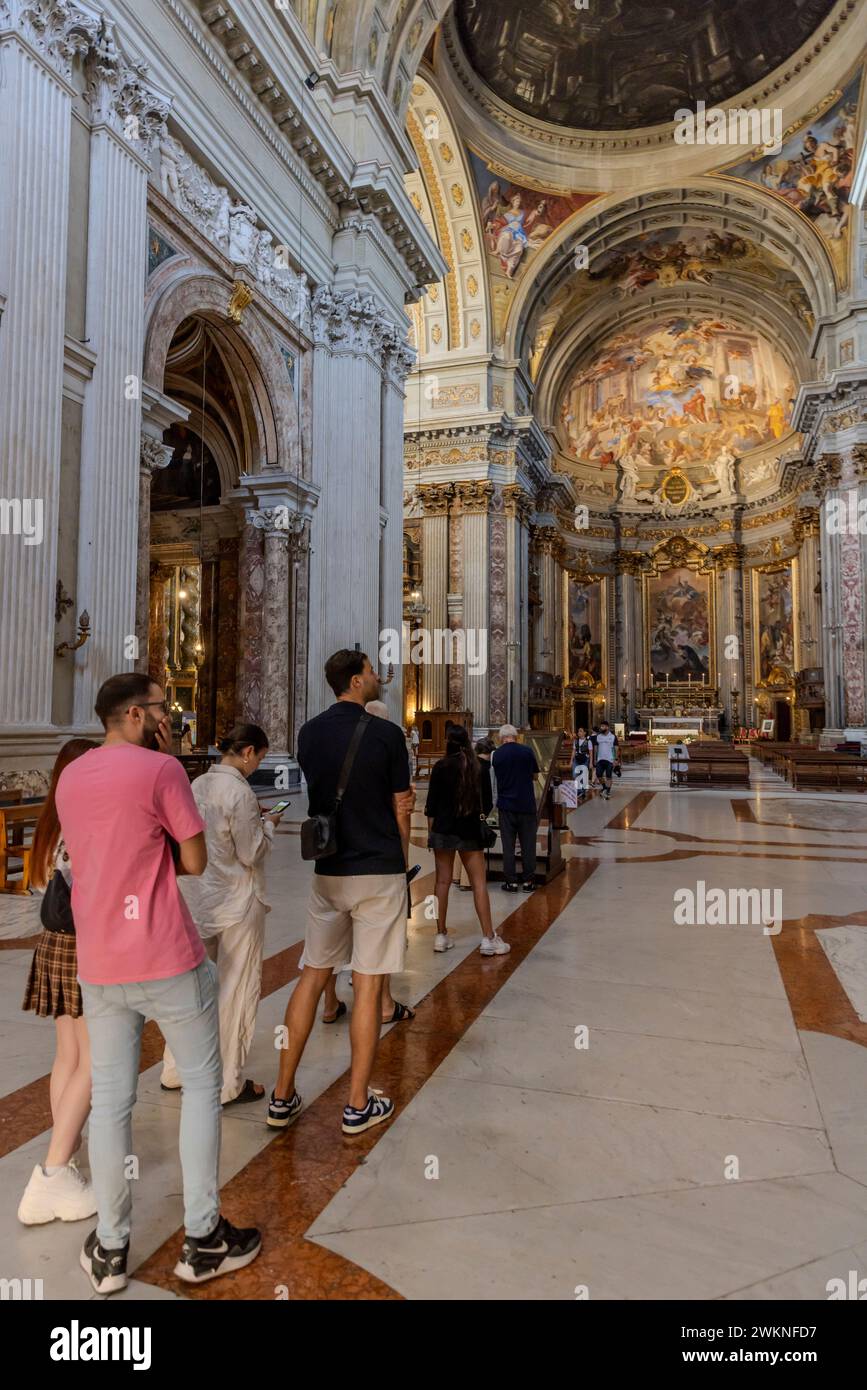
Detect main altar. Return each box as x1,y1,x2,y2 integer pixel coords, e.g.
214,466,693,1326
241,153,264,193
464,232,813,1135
637,683,722,742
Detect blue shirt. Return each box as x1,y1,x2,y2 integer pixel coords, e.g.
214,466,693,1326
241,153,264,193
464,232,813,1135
492,742,539,814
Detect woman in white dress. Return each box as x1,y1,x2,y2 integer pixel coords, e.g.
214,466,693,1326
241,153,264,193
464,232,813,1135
161,724,282,1105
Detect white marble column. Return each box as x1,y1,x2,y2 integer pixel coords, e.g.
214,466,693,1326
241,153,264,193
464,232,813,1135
0,6,91,726
455,482,493,726
381,330,415,725
795,511,822,674
73,47,170,723
417,484,452,712
614,553,643,722
307,289,389,718
251,510,291,758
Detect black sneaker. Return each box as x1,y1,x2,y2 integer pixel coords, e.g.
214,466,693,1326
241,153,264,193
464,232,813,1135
266,1088,302,1128
174,1215,262,1284
80,1229,129,1295
342,1091,394,1135
501,881,520,892
522,879,536,892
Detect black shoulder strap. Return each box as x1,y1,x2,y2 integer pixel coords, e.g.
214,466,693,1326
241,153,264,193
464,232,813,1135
334,712,371,809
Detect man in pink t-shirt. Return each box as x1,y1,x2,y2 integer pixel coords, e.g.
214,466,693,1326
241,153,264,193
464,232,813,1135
56,672,261,1296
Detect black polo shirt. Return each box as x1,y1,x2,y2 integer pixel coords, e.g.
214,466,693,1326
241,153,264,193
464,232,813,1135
297,702,410,876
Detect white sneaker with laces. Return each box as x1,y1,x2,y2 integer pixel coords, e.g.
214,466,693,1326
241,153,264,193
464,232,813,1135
480,935,511,956
433,932,455,952
18,1160,97,1225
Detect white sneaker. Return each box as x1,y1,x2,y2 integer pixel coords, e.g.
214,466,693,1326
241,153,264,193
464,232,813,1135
18,1161,97,1225
480,935,511,956
433,933,455,952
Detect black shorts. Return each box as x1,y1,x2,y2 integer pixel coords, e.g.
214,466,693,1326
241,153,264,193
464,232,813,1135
596,759,614,779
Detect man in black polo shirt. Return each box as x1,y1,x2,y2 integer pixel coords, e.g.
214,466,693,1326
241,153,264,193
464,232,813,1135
492,724,540,892
268,650,414,1136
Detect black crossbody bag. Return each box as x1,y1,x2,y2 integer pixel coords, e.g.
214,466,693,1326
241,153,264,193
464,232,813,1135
40,869,76,935
300,713,371,861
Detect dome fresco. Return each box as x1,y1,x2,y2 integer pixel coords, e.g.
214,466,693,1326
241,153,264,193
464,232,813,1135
454,0,840,130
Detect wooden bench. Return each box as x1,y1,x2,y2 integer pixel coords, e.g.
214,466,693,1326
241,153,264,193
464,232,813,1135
786,758,867,792
684,756,750,787
0,802,45,893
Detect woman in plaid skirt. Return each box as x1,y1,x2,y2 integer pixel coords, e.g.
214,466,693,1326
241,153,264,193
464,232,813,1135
18,738,99,1225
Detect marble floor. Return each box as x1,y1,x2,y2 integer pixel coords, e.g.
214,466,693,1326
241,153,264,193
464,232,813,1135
3,754,867,1300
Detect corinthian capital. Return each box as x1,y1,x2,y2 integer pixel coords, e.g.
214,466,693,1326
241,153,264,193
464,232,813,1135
140,435,173,474
12,0,100,81
85,19,171,151
417,483,454,517
454,480,494,514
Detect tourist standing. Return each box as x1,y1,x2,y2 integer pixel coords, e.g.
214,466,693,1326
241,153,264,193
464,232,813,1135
321,698,415,1026
492,725,540,892
17,739,100,1226
268,651,415,1136
425,727,507,954
161,723,282,1105
572,726,593,801
56,673,261,1294
592,720,619,800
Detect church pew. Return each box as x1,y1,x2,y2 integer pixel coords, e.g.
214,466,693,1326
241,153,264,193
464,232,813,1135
786,758,867,792
683,755,750,787
0,803,44,894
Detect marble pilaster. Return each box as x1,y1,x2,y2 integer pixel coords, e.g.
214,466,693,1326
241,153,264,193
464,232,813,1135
417,483,453,712
0,6,83,725
503,485,533,728
135,436,172,673
251,509,291,757
73,41,170,723
712,544,746,730
455,481,494,725
236,508,265,725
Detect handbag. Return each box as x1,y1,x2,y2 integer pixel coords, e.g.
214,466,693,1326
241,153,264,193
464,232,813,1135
478,816,497,849
40,869,76,935
300,713,371,861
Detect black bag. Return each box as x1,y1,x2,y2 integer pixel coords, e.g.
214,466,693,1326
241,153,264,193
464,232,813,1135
300,713,371,861
478,817,497,850
40,869,75,935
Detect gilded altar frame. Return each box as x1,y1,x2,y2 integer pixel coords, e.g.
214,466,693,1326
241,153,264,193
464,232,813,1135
641,537,717,689
750,556,799,700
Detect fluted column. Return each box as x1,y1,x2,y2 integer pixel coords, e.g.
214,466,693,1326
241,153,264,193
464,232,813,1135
0,6,88,725
73,48,170,722
530,526,559,672
381,331,415,724
418,484,452,711
307,289,394,717
455,482,493,726
712,544,746,729
817,454,857,731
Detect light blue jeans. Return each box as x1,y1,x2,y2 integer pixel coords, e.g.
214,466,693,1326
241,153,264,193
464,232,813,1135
80,958,222,1249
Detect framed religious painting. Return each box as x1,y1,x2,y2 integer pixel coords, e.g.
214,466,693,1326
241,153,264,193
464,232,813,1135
564,573,607,692
751,560,798,689
642,538,716,688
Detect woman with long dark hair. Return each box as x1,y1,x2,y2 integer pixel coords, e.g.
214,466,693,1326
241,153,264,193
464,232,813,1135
18,738,100,1225
424,727,508,955
161,723,282,1105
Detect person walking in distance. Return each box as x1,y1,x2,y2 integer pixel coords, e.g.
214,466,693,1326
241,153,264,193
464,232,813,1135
592,720,619,800
56,673,261,1295
571,726,593,802
268,651,415,1136
492,725,540,892
18,739,100,1227
161,723,282,1105
425,727,508,954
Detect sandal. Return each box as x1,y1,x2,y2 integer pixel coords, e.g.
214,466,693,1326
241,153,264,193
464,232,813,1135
382,1001,415,1024
323,1000,347,1024
223,1079,265,1106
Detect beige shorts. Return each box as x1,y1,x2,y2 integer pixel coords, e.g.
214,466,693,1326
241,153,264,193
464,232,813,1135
302,873,407,976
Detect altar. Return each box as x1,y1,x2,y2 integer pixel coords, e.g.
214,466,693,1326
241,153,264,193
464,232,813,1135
637,685,721,742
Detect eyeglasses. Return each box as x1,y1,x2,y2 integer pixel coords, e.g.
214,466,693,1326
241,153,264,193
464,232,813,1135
128,700,169,715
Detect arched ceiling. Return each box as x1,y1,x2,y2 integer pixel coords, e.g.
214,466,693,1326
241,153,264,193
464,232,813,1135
453,0,840,131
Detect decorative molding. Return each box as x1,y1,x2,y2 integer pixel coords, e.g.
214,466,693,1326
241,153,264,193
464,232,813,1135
454,480,494,514
140,435,173,474
417,482,454,516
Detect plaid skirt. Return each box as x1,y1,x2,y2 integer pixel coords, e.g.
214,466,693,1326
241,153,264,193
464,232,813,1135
21,929,82,1019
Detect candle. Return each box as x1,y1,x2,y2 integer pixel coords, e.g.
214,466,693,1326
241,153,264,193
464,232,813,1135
666,673,669,686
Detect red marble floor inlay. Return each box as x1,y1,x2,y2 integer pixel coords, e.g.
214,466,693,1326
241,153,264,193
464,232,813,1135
132,850,605,1300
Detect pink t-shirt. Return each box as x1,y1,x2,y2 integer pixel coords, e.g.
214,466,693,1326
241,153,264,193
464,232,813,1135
55,744,206,985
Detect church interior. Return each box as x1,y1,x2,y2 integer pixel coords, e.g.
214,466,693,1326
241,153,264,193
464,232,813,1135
3,0,867,1322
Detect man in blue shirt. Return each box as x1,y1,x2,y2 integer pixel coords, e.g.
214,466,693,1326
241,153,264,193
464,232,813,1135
492,725,540,892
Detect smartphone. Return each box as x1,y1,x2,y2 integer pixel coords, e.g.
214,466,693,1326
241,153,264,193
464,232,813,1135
266,800,290,815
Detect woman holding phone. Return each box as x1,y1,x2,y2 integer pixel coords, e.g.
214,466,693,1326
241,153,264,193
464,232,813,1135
161,724,281,1105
